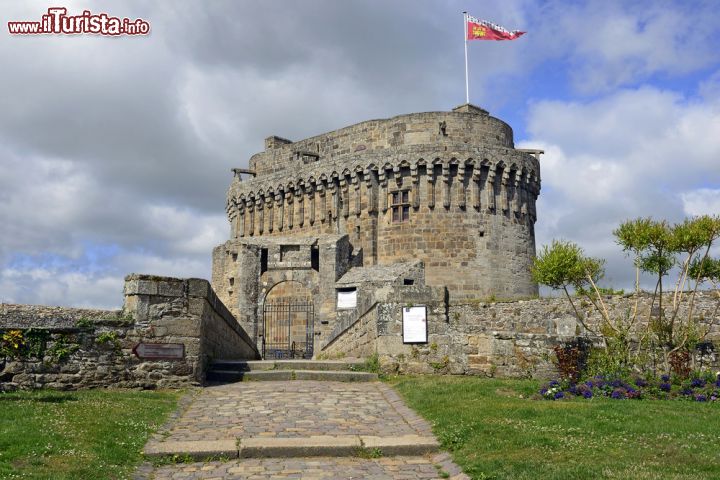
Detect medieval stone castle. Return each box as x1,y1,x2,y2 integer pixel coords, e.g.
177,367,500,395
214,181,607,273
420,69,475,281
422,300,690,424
4,105,719,390
211,104,543,359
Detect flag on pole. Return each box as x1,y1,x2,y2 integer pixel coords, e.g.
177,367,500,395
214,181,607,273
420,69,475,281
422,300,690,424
466,15,525,41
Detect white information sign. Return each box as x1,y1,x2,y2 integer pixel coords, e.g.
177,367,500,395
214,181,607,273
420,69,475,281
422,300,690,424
337,289,357,309
402,306,427,343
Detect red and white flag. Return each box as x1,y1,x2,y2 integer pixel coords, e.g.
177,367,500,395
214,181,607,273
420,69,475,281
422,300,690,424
466,14,525,41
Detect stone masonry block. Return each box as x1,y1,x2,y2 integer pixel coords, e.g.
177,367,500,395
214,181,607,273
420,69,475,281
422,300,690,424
187,298,206,316
134,280,158,296
122,293,139,314
187,278,211,298
130,297,150,323
157,280,185,297
123,279,139,296
151,316,200,337
555,317,577,336
468,355,489,365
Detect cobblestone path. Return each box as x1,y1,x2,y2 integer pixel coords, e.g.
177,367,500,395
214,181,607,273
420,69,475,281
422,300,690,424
150,454,463,479
160,381,430,442
141,381,468,479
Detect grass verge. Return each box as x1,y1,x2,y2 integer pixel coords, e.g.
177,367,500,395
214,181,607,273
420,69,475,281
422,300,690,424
0,388,181,480
389,375,720,480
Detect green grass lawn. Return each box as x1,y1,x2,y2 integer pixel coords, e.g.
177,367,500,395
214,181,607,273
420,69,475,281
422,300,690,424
389,376,720,480
0,389,181,480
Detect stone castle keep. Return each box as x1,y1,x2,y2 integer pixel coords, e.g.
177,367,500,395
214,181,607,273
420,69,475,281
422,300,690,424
211,104,542,358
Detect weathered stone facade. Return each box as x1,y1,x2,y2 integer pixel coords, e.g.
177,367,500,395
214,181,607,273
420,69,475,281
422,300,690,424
212,104,542,357
3,285,718,386
322,291,720,378
0,275,259,390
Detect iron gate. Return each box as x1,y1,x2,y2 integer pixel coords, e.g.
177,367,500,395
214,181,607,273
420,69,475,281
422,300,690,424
262,299,314,359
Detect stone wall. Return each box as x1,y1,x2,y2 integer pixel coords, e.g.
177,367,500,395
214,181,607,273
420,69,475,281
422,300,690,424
320,307,379,359
322,281,442,359
0,305,138,390
322,291,720,378
212,235,357,352
0,275,259,391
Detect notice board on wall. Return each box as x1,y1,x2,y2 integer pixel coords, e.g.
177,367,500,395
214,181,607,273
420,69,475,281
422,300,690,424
402,305,427,344
337,288,357,309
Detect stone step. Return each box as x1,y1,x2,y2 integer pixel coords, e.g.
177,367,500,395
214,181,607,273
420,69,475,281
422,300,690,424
144,434,439,461
294,370,377,382
206,369,291,383
206,369,378,383
210,359,367,372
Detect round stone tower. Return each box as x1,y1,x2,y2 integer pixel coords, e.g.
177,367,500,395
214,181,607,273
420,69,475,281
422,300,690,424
218,104,541,302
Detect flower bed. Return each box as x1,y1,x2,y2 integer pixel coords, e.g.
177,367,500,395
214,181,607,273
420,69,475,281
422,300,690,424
540,372,720,402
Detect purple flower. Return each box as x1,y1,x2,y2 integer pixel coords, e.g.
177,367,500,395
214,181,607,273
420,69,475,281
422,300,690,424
585,380,594,388
549,380,560,387
568,384,578,395
691,378,706,388
540,388,548,396
611,389,626,399
582,390,593,399
611,379,623,388
681,388,694,396
660,382,671,392
695,394,708,402
554,391,564,400
634,378,648,387
626,387,641,399
661,374,670,382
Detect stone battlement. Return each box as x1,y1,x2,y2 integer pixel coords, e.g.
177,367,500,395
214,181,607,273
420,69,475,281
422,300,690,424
246,105,515,177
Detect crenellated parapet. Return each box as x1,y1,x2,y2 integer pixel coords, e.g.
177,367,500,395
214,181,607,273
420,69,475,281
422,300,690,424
227,146,540,239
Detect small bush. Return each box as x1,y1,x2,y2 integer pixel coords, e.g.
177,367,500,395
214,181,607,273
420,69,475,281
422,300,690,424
1,328,52,360
553,338,592,382
669,349,692,379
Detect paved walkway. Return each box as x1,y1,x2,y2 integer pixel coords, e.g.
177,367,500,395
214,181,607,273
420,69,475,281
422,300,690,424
142,381,468,479
160,381,429,441
150,453,465,479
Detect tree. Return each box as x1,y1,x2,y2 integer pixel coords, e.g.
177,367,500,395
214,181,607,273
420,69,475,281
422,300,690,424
534,215,720,376
615,216,720,372
531,240,604,335
532,239,637,373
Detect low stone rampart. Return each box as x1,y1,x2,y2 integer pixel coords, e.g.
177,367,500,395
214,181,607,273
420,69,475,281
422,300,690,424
0,275,259,391
322,291,720,378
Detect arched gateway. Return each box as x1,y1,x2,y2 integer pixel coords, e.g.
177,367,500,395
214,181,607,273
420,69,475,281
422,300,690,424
261,281,314,359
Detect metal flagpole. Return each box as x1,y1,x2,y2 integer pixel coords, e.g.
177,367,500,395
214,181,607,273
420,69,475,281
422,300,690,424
463,11,469,104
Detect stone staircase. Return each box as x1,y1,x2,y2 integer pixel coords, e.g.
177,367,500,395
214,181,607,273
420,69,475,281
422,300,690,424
206,359,378,383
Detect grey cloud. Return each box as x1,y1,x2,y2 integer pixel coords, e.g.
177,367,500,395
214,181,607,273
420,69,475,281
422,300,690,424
1,0,718,308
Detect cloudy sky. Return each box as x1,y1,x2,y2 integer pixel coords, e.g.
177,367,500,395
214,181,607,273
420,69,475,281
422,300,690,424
1,0,719,308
